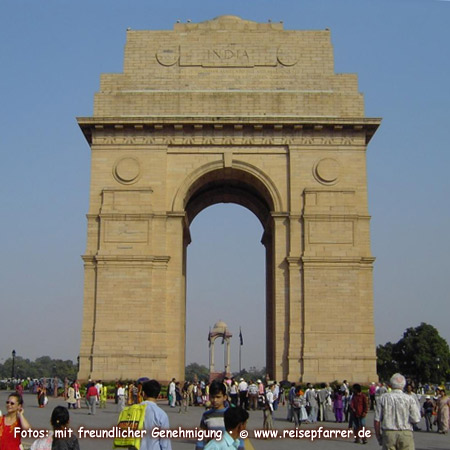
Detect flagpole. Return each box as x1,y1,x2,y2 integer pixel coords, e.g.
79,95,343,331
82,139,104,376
239,341,241,374
239,326,242,374
208,327,211,370
223,328,226,374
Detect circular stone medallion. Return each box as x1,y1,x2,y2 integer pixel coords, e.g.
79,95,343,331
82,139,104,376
277,46,298,66
314,158,340,184
113,157,140,184
156,47,180,66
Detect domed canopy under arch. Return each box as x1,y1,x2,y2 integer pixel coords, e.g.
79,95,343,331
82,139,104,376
210,321,233,339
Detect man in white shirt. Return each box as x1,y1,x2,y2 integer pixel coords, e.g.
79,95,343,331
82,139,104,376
117,383,125,411
374,373,421,449
272,382,280,411
95,380,102,405
168,378,176,408
238,378,248,410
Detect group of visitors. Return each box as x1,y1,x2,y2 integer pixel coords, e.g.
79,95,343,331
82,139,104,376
283,381,369,440
112,379,155,410
168,378,206,409
223,377,266,410
421,387,450,434
14,378,60,398
191,374,450,449
1,372,449,450
66,379,106,414
65,381,82,409
167,379,215,410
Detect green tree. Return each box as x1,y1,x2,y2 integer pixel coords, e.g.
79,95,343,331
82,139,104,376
0,356,78,381
392,323,450,384
376,342,398,382
185,363,209,382
233,366,266,381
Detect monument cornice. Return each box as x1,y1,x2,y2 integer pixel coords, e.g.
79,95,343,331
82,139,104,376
301,256,375,265
80,352,168,359
93,255,171,266
303,214,371,220
77,116,381,145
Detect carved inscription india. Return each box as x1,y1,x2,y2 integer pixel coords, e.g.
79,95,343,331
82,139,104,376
156,45,298,67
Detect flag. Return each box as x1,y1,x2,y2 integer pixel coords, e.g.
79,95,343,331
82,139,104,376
208,327,211,347
239,327,243,346
222,328,226,344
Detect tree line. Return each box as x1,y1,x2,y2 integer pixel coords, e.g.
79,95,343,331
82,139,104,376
0,355,78,381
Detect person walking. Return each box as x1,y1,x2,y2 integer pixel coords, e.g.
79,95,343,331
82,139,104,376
263,383,275,430
287,383,296,422
374,373,421,449
422,396,434,432
140,380,172,450
37,383,47,408
405,384,421,431
86,383,98,415
333,388,344,423
436,387,450,434
73,380,81,409
291,386,307,428
247,380,258,411
350,384,368,444
238,378,248,410
66,383,77,409
305,383,318,423
99,384,108,408
369,382,377,410
168,378,176,408
117,382,126,411
229,379,238,407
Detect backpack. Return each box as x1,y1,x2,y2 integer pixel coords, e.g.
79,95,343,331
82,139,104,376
113,403,147,449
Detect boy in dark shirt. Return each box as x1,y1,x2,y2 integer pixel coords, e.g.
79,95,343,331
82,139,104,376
195,381,244,450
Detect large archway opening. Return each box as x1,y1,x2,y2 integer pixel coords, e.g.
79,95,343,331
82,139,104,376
182,168,276,377
186,204,265,372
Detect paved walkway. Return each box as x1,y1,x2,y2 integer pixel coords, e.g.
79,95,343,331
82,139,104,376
1,391,449,450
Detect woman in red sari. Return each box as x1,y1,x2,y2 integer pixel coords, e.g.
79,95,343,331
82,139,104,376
0,393,31,449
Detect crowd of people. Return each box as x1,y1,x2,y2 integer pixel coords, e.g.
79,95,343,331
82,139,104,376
0,374,449,450
165,377,267,412
283,380,450,436
158,375,450,448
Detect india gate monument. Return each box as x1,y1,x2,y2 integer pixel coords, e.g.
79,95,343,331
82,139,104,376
77,16,380,383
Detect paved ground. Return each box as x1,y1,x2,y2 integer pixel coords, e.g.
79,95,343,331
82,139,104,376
1,391,449,450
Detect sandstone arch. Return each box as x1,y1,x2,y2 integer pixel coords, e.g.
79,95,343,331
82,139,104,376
77,16,380,382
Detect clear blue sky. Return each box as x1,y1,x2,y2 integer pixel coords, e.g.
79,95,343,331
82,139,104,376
1,0,449,374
